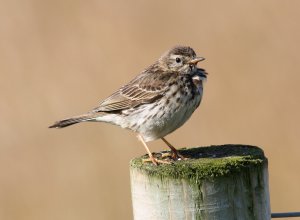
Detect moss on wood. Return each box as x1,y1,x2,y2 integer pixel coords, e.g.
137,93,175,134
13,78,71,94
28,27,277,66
130,144,267,183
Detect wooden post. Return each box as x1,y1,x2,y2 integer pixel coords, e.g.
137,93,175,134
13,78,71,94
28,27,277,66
130,145,270,220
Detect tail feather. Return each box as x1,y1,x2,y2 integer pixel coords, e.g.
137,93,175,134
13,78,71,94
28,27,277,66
49,114,94,128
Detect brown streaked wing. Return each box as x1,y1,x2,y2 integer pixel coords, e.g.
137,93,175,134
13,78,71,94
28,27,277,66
92,65,176,113
92,83,164,112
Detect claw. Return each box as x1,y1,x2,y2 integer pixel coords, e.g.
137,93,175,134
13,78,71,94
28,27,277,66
161,137,188,161
142,157,172,165
162,151,187,160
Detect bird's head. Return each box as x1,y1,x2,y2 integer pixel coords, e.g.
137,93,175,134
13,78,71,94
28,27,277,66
159,46,206,75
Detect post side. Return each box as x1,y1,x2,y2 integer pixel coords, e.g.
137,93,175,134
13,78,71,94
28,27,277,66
130,145,270,220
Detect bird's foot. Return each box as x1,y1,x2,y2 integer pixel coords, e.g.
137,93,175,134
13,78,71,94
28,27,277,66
160,138,188,161
161,151,187,161
142,156,172,165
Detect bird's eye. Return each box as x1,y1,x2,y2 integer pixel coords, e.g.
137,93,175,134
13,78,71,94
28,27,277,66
175,57,181,63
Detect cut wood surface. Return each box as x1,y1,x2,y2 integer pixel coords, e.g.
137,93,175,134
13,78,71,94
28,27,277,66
130,145,270,220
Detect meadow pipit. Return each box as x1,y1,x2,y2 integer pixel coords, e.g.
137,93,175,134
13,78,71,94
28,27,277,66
50,46,208,165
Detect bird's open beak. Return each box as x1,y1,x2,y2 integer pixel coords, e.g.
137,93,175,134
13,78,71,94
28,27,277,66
188,57,205,65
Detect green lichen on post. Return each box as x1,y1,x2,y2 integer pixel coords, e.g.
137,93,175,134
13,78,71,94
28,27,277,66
130,144,267,183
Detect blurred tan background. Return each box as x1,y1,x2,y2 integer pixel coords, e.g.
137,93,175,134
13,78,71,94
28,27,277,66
0,0,299,219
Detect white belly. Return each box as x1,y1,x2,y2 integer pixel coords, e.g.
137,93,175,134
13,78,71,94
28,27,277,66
96,82,204,142
128,87,202,142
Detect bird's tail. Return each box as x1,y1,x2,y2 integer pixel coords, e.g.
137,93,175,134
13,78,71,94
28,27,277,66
49,113,102,128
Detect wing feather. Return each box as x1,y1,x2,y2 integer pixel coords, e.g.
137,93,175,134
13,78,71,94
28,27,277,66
93,83,164,112
92,68,175,113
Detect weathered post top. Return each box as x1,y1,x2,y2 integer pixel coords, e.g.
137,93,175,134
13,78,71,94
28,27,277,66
130,145,270,220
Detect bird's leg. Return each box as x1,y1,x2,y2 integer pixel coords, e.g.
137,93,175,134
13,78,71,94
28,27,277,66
161,137,186,160
137,135,170,165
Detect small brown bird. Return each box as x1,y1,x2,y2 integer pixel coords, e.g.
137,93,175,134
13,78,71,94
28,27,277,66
49,46,208,165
